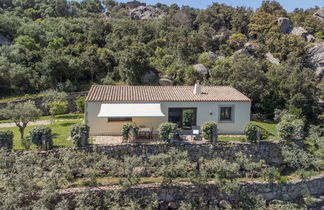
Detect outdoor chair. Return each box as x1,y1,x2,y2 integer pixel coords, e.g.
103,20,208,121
192,126,202,141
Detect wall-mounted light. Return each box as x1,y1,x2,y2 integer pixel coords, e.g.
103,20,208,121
209,110,213,115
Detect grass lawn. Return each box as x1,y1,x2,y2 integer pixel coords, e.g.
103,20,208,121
217,121,278,142
251,121,278,139
218,135,245,142
0,118,83,150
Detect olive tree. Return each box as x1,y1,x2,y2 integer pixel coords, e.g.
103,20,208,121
0,101,41,140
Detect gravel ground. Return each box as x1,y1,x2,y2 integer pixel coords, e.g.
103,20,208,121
0,120,51,128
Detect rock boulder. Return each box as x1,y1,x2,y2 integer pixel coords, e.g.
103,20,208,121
159,78,173,86
193,64,208,76
308,42,324,75
278,17,292,34
141,71,158,85
265,52,280,64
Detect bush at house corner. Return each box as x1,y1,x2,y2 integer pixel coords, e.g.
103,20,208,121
202,121,217,141
0,130,13,149
70,124,90,147
158,122,178,142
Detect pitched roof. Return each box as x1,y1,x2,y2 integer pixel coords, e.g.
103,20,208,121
86,85,251,102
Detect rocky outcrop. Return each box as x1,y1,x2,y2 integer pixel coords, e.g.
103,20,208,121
290,27,315,42
278,17,292,34
265,52,280,64
308,42,324,75
0,34,11,46
125,1,146,10
277,17,315,42
193,64,208,76
129,5,166,20
313,8,324,22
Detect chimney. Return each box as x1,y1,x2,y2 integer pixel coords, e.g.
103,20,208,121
194,81,201,95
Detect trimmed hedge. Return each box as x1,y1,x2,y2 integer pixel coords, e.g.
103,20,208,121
158,122,178,142
201,121,217,141
70,124,90,147
0,130,13,149
122,123,139,141
29,126,53,149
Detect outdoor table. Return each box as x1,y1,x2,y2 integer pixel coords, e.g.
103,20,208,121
138,128,152,138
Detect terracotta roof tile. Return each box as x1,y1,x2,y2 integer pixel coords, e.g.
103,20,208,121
86,85,251,102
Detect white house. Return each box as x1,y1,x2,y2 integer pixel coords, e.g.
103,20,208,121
85,84,251,136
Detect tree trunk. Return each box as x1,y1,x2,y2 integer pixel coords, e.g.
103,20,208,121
19,126,25,141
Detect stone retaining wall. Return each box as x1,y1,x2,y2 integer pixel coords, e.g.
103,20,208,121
94,141,285,165
60,174,324,209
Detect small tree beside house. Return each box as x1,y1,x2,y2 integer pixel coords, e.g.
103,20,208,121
0,101,41,141
49,100,68,123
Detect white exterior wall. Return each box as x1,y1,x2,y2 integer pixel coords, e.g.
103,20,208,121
86,101,251,136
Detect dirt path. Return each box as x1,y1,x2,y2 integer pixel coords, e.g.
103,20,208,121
0,118,83,128
0,120,51,128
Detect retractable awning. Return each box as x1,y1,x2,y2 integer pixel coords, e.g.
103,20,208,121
97,103,165,118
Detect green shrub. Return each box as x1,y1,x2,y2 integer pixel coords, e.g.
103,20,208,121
121,123,139,141
257,125,270,140
75,96,85,113
70,124,90,147
0,130,13,149
261,167,281,184
49,100,68,116
277,121,295,140
183,109,194,127
158,122,178,142
29,126,53,150
243,123,259,143
201,121,217,141
276,114,305,140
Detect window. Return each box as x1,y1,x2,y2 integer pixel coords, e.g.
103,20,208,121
108,118,132,122
220,107,233,121
168,108,197,127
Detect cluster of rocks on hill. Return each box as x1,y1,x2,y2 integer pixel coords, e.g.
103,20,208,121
125,1,166,20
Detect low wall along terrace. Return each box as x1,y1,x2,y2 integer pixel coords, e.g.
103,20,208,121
95,141,284,165
60,174,324,208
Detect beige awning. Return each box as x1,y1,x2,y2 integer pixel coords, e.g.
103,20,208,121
98,103,165,118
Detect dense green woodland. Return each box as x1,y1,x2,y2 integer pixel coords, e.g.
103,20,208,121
0,0,323,123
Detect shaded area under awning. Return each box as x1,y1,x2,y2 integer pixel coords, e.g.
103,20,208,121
97,103,165,118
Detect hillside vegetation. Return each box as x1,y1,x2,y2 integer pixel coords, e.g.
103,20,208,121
0,0,323,123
